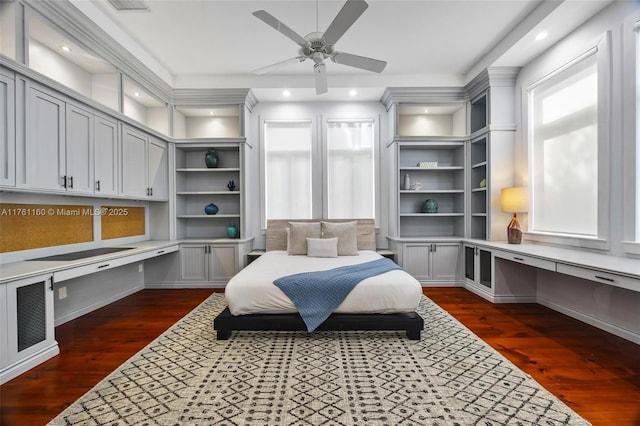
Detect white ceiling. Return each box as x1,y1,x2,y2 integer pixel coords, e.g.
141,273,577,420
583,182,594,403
66,0,613,102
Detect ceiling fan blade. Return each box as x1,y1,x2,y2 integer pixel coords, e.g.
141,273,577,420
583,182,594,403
314,62,328,95
253,56,306,75
252,10,311,49
331,51,387,73
322,0,368,46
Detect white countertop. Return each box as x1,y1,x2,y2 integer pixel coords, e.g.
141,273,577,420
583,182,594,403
0,240,178,283
465,239,640,279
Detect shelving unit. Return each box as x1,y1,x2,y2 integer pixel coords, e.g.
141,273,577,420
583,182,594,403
396,140,466,237
469,134,488,239
174,143,243,239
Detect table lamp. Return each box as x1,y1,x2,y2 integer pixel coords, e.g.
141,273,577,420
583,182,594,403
501,187,529,244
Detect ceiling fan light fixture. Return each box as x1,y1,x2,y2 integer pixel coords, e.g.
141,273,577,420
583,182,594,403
252,0,386,95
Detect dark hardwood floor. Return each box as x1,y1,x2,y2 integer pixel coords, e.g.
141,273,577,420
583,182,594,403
1,287,639,425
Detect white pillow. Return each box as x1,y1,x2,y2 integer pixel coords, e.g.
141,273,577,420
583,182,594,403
306,237,338,258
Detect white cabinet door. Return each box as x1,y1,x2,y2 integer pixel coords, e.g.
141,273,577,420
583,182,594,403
179,244,209,282
65,104,94,194
5,274,55,365
431,243,460,282
0,73,16,187
402,244,432,282
121,125,148,198
209,246,237,282
28,87,65,191
148,137,168,200
94,116,119,196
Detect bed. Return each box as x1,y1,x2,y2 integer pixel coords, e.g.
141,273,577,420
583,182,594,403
213,219,424,339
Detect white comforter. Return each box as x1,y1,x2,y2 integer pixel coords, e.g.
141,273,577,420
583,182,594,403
226,250,422,315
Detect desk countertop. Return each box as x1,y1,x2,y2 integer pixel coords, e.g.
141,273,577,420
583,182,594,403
0,240,178,283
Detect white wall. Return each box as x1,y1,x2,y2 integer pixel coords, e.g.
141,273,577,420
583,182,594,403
249,101,389,249
186,116,239,138
91,73,119,111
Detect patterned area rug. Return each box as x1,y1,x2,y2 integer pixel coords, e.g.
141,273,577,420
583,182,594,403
48,295,590,425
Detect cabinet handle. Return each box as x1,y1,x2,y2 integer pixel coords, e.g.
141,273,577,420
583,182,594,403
157,250,165,254
513,257,524,262
150,187,153,196
594,275,615,282
69,176,74,189
96,180,101,191
62,175,67,188
97,264,110,269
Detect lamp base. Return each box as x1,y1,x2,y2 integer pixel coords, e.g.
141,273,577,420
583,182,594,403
507,213,522,244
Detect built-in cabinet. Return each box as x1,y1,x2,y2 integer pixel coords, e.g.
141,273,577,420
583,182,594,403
93,116,119,196
0,273,58,385
392,241,460,285
180,243,238,285
464,243,493,293
3,64,169,202
121,125,168,200
0,70,16,187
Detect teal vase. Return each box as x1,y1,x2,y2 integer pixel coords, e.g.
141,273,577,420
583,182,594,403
226,223,238,239
422,199,438,213
204,149,219,168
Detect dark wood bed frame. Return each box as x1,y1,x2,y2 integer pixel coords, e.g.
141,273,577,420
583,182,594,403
212,219,424,340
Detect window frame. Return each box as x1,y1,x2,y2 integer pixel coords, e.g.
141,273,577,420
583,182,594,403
622,17,640,255
524,32,611,250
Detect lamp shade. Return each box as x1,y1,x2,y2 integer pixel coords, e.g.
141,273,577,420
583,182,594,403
501,187,529,213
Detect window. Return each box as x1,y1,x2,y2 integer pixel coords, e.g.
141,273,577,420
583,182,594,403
326,120,375,218
263,120,312,220
529,53,599,237
527,33,610,249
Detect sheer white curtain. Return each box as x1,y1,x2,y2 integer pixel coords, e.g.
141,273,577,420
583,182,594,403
529,53,598,237
326,120,375,218
264,120,312,220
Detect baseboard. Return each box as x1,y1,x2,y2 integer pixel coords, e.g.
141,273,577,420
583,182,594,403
420,281,463,288
54,286,143,326
537,297,640,345
145,282,226,289
0,343,59,385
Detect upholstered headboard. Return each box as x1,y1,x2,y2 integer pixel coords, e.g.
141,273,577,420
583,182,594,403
266,219,376,252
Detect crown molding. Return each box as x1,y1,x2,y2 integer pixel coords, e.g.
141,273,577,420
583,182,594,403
380,87,468,110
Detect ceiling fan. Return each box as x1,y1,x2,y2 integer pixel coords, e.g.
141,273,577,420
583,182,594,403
252,0,387,95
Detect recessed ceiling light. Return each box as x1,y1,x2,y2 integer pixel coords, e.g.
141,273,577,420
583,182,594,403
209,111,214,115
535,31,548,41
134,92,140,97
424,108,429,113
283,90,291,97
60,45,71,52
349,89,357,96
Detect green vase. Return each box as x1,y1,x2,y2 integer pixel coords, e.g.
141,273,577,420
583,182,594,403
422,199,438,213
226,223,238,239
204,149,219,168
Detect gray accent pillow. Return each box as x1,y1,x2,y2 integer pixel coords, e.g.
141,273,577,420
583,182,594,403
322,221,358,256
287,222,321,255
306,237,338,258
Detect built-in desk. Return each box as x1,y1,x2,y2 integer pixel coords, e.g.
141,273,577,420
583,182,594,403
0,241,179,385
462,239,640,345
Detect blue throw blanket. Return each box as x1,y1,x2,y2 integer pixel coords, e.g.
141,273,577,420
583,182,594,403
273,258,401,332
